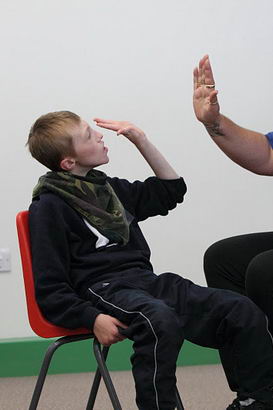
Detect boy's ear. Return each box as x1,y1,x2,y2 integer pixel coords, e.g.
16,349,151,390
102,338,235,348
60,157,76,171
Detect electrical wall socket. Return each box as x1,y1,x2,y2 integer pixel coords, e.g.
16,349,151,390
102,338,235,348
0,248,11,272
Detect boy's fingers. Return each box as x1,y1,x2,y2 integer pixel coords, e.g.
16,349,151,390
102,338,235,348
118,335,126,341
117,128,125,135
96,123,118,131
117,127,131,135
93,118,115,124
115,319,128,329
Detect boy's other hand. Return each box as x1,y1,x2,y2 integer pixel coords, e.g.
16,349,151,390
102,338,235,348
93,118,147,145
93,313,128,346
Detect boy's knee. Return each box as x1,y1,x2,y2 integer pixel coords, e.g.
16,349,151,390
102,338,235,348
229,293,265,326
151,307,182,340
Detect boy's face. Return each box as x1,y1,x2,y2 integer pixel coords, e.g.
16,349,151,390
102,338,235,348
68,119,109,176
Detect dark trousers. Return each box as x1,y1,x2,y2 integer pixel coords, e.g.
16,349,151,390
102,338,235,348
87,271,273,410
204,231,273,332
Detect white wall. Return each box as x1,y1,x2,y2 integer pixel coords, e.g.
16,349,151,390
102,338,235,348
1,0,273,338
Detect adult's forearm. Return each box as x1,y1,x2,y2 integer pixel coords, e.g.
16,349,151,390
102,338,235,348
205,114,273,175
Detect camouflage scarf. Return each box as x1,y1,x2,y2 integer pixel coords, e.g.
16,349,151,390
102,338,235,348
32,169,130,245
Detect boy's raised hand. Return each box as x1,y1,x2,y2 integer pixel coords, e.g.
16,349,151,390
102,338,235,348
93,118,146,145
94,117,179,179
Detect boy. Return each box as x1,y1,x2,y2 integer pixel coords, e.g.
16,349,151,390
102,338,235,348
28,111,273,410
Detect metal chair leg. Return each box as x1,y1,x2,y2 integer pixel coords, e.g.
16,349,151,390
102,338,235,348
86,344,110,409
29,340,59,410
29,334,93,410
87,339,183,410
30,333,181,410
92,339,122,410
175,385,184,410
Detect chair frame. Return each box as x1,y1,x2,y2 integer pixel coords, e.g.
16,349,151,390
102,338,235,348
29,335,122,410
16,210,183,409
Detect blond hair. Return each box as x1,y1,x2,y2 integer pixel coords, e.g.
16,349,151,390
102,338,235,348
27,111,80,171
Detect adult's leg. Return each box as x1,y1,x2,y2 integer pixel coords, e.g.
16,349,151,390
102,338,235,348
204,232,273,292
88,282,184,410
150,273,273,403
204,232,273,330
246,249,273,333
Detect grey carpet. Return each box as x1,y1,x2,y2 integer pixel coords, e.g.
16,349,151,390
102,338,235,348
0,364,235,410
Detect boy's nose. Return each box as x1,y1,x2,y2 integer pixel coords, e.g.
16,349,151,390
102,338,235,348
96,132,103,141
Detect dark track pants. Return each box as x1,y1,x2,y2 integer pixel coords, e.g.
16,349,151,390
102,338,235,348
87,272,273,410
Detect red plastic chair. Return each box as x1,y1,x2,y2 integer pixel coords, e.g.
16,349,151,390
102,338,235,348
16,210,122,410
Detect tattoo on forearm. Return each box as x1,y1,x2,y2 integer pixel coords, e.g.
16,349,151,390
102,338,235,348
204,123,224,137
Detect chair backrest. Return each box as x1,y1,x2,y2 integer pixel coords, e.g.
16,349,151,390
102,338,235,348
16,210,90,338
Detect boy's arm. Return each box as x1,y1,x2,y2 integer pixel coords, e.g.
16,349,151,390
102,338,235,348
193,55,273,176
94,118,179,179
109,175,186,222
